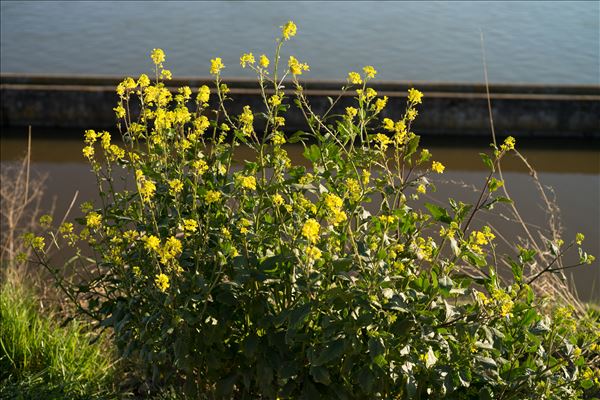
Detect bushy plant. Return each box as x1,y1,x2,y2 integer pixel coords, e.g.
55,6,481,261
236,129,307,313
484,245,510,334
28,22,599,399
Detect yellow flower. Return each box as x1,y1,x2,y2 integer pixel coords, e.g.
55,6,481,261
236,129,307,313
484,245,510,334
431,161,445,174
240,52,255,68
272,131,286,145
362,170,371,185
374,96,388,112
383,118,395,132
347,72,362,85
100,131,111,150
113,104,126,119
345,177,361,200
82,145,94,160
408,88,423,104
373,133,392,151
345,107,358,119
239,218,252,234
84,129,97,144
302,218,320,244
168,179,183,195
238,175,257,191
329,209,347,226
281,21,297,40
163,236,182,260
192,159,208,175
160,69,172,80
259,54,270,68
210,57,225,75
306,245,322,261
500,136,516,151
269,94,282,107
272,194,284,206
145,235,161,252
363,65,377,79
140,180,156,203
205,190,222,204
288,56,309,75
576,233,585,245
416,184,426,194
86,212,102,229
30,236,45,251
197,85,210,104
155,273,170,292
406,108,418,121
151,48,166,65
137,74,150,87
324,193,343,211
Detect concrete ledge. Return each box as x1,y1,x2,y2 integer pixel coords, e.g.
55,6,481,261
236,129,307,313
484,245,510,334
1,73,599,139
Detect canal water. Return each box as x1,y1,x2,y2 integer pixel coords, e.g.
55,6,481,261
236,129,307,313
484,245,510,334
1,134,598,302
1,1,598,84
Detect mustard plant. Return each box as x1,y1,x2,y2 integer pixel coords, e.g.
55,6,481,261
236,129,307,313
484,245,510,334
27,22,599,399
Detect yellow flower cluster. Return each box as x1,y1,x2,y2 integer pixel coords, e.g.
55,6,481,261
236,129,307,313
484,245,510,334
238,175,257,191
151,48,166,65
288,56,310,76
281,21,297,40
135,170,156,203
145,235,161,252
345,107,358,119
306,245,322,261
272,131,286,145
239,105,254,136
500,136,516,152
155,273,170,292
240,52,255,68
168,179,183,196
345,177,361,201
210,57,225,75
239,218,252,234
408,88,424,104
323,193,347,226
182,219,198,233
269,94,282,107
431,161,445,174
363,65,377,79
160,236,182,264
373,133,392,151
272,193,284,206
347,72,362,85
302,218,320,243
491,288,514,317
259,54,270,68
197,85,210,104
86,212,102,229
374,96,388,113
205,190,222,204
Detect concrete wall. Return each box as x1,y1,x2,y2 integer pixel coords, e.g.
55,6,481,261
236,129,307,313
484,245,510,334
1,73,598,139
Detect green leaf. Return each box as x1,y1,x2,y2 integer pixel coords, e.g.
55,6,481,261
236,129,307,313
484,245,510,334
424,203,453,224
404,135,421,160
303,144,321,163
479,153,494,171
310,365,331,385
313,339,345,366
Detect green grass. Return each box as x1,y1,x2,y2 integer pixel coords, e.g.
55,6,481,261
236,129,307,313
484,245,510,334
0,279,116,399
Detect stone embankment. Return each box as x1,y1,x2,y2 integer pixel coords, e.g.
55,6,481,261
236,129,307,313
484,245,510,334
1,73,598,138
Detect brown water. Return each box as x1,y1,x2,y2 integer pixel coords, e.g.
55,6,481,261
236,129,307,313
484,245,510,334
1,136,598,302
